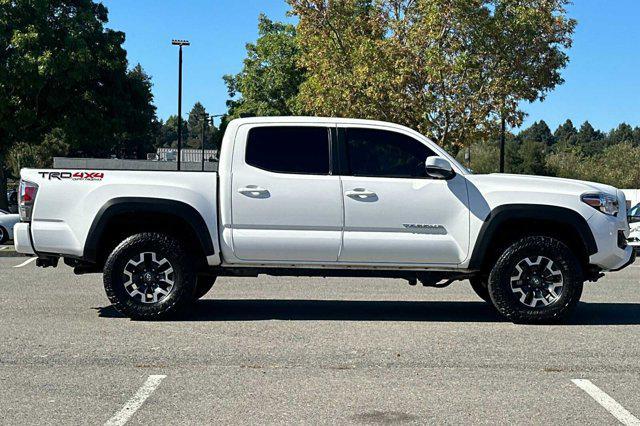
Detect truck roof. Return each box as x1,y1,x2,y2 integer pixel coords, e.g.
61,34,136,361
227,116,422,135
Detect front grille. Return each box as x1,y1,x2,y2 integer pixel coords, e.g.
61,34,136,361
618,231,628,249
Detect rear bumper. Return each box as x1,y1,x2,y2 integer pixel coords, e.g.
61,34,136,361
13,223,35,255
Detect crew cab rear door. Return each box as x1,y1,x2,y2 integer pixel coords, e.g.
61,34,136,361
230,124,343,262
337,126,470,265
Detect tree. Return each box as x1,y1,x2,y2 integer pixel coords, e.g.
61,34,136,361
288,0,575,150
455,140,500,174
156,115,185,148
591,142,640,188
186,102,213,149
607,123,635,145
224,14,305,118
545,147,588,180
518,139,548,175
0,0,158,209
6,128,69,176
553,119,578,148
519,121,555,146
576,121,605,156
113,64,159,158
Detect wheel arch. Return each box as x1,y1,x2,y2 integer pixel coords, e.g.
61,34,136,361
468,204,597,273
84,197,215,268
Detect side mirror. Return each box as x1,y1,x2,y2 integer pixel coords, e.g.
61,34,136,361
629,215,640,224
425,156,455,179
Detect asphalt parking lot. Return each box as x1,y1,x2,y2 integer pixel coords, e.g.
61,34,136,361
1,252,639,425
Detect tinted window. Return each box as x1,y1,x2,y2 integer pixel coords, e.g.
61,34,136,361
345,128,435,178
246,126,330,175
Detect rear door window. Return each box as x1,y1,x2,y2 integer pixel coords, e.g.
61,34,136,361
246,126,330,175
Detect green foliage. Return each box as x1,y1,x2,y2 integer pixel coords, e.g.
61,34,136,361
185,102,215,149
519,121,554,146
6,128,69,176
0,0,158,207
155,103,218,150
288,0,575,149
223,14,305,118
518,139,548,175
546,142,640,188
460,120,640,188
576,121,605,156
553,119,578,149
455,141,500,174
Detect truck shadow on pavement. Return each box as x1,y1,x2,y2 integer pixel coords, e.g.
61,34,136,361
97,300,640,325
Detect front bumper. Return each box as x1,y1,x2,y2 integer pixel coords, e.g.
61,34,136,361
610,249,636,272
587,212,633,271
13,223,34,255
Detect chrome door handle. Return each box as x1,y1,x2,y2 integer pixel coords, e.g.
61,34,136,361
238,185,269,197
345,188,377,199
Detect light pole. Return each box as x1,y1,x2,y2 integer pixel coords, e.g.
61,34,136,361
499,113,506,173
200,113,209,171
171,39,190,171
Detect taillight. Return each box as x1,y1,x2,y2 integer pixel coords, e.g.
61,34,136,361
19,180,38,222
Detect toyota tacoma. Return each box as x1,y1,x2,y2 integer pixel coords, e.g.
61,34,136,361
14,117,635,323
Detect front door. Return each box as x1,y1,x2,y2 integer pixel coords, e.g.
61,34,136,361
338,126,470,265
231,124,343,262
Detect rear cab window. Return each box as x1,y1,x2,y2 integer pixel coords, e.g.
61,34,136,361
245,126,331,175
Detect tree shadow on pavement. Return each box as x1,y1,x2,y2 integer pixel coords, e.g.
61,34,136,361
96,300,640,325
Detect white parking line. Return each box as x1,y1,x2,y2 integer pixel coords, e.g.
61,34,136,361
0,246,8,251
13,257,36,268
105,375,166,426
572,379,640,425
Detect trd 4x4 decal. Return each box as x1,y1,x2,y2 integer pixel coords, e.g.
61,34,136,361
38,171,104,181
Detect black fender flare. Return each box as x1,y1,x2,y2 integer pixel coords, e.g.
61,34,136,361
83,197,215,262
468,204,597,270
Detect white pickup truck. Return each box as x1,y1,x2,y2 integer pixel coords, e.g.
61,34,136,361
14,117,635,323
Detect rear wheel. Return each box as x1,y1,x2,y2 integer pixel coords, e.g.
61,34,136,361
103,232,196,320
0,226,7,244
487,236,583,324
193,276,217,300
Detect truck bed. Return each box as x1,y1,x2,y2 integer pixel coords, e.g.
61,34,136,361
20,169,220,261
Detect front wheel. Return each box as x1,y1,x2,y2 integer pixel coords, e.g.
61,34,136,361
487,236,583,324
103,233,196,320
469,277,490,303
0,226,7,244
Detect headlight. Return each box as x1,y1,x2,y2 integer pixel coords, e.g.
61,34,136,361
581,193,619,216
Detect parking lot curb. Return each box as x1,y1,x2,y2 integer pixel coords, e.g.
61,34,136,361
0,246,24,258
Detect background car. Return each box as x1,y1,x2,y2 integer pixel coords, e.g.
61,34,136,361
6,189,18,213
628,202,640,253
0,209,19,244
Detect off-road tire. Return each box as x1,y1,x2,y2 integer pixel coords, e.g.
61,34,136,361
193,276,217,300
469,277,490,303
487,236,583,324
0,226,7,244
103,232,196,320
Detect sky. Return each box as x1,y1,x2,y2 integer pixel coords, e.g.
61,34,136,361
101,0,640,132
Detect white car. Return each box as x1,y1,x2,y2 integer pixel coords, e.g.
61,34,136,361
628,203,640,252
0,209,19,244
13,117,635,323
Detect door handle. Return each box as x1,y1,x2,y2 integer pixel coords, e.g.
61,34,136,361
345,188,377,199
238,185,269,197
